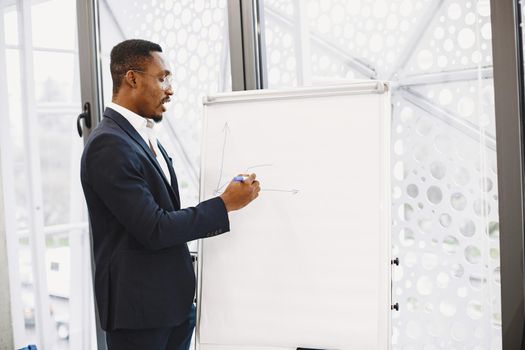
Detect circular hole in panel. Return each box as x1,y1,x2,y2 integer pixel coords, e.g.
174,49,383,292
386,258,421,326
459,219,476,237
424,302,434,314
451,321,468,341
458,28,476,49
465,245,482,264
400,106,414,122
472,50,482,64
393,186,402,199
457,286,468,298
394,161,404,180
469,273,486,290
416,276,433,295
465,12,476,25
406,297,419,311
451,193,467,210
448,3,462,20
437,55,448,68
427,186,443,204
399,228,415,246
443,38,454,51
417,49,434,70
451,263,464,278
416,117,433,136
164,13,174,29
398,203,414,221
414,146,430,163
481,22,492,40
439,300,456,317
418,218,433,233
443,236,459,254
494,267,500,284
394,139,404,155
436,272,450,288
405,252,417,267
407,184,419,198
490,248,499,260
430,161,446,180
435,134,453,155
439,213,452,227
393,265,404,282
477,1,490,16
438,88,453,105
467,300,484,320
488,221,499,239
458,96,475,117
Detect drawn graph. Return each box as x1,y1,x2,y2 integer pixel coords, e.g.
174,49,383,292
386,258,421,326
212,122,300,196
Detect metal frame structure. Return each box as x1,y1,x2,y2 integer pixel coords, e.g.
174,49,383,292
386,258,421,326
76,1,108,348
228,0,268,90
17,0,54,348
490,0,525,348
0,4,24,347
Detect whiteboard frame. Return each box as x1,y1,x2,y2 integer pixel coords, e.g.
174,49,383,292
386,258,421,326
196,82,392,350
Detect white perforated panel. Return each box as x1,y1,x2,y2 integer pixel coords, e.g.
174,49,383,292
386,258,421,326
264,0,501,349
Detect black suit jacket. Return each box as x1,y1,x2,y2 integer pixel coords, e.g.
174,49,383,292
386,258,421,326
80,107,229,330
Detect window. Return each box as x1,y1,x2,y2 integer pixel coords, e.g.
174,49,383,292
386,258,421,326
1,0,95,349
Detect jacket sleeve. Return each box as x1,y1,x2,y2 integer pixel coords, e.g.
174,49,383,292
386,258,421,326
84,133,230,250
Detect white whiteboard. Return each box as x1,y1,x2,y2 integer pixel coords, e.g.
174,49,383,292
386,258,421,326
197,82,392,350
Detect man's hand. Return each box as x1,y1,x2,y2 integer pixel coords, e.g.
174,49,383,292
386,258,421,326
220,173,260,212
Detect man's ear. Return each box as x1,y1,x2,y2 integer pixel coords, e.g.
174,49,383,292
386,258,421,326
123,71,137,88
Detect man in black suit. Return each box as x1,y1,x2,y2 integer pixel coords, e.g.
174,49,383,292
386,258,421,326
80,39,260,350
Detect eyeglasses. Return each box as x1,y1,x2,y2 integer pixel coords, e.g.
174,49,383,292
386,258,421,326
131,70,173,90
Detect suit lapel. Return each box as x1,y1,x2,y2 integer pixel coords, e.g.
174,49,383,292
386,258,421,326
157,142,181,201
103,108,180,208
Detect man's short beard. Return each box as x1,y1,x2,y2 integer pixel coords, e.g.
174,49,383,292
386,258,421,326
152,114,163,123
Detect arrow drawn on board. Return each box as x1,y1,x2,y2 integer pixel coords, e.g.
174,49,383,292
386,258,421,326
260,188,300,195
214,123,230,194
246,164,273,172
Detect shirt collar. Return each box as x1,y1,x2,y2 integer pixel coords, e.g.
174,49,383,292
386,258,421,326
106,102,156,135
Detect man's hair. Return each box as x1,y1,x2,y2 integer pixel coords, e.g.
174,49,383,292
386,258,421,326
110,39,163,95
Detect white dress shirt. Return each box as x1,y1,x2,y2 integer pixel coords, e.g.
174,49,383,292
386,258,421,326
106,102,172,185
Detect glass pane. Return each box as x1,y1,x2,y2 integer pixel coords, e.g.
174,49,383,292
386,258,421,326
6,48,30,231
4,5,19,46
2,1,94,349
33,51,78,104
38,113,85,226
31,0,76,50
263,0,501,348
99,0,231,206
